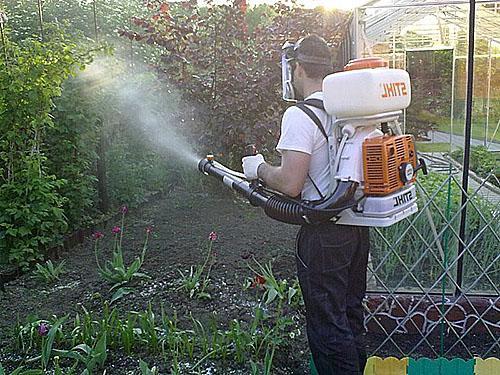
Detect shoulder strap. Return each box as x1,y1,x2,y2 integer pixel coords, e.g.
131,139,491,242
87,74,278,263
301,98,325,110
295,100,328,141
295,99,329,200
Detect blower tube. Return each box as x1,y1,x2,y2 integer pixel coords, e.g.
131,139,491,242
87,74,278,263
198,158,358,225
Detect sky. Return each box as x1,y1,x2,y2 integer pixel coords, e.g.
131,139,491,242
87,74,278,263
246,0,370,10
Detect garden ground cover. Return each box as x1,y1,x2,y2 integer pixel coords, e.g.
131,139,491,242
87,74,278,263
0,178,494,373
0,180,306,373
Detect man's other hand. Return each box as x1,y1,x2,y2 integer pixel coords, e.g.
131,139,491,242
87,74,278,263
242,154,265,180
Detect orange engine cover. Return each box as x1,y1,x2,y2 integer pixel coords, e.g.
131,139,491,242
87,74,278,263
363,135,417,196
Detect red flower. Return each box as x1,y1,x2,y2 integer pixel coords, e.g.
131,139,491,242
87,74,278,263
112,226,121,234
251,275,266,288
254,275,266,285
92,231,104,240
121,205,128,214
208,231,218,241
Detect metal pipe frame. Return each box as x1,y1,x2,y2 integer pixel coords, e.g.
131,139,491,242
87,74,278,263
359,0,499,10
455,0,476,297
485,39,492,147
36,0,44,41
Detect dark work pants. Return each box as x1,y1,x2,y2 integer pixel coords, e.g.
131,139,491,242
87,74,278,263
296,222,370,375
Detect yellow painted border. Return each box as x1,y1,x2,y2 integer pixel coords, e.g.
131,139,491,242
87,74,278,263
364,356,409,375
474,357,500,375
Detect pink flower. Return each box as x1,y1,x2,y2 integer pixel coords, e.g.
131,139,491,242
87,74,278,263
92,231,104,240
146,226,154,234
38,322,49,336
112,226,121,234
121,205,128,214
208,231,218,241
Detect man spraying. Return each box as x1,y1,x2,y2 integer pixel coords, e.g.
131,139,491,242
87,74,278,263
242,35,369,375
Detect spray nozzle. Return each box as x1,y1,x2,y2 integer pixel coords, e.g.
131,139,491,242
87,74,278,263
206,154,215,162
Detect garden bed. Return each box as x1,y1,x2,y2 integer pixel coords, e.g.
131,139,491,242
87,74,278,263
0,181,496,373
0,182,306,373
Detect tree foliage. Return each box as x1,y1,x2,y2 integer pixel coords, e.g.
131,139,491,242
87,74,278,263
0,33,91,267
120,0,350,165
1,0,147,42
0,0,351,267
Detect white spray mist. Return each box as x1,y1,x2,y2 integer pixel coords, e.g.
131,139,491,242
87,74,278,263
80,57,201,169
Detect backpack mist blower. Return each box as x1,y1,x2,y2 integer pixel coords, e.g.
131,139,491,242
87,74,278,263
198,57,427,227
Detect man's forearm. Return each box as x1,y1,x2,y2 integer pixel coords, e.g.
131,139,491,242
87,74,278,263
258,163,297,197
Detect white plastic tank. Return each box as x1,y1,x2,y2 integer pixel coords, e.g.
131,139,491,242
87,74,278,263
323,57,411,118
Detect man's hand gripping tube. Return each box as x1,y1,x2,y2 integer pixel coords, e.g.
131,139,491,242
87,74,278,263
198,157,358,225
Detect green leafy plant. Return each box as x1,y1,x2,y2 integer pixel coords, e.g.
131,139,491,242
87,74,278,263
33,260,66,283
0,29,92,269
135,303,161,354
117,312,138,355
54,334,107,375
17,317,66,372
94,209,152,303
177,232,217,299
53,355,78,375
71,305,98,348
450,146,498,186
14,316,65,356
40,318,67,371
248,258,303,307
9,296,301,374
139,359,159,375
0,363,43,375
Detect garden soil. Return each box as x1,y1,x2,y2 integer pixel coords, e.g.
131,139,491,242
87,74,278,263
0,179,492,373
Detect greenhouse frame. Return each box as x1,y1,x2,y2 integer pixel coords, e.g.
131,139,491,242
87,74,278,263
343,0,499,358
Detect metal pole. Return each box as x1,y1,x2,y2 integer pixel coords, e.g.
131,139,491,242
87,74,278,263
403,43,407,133
0,12,7,61
37,0,44,41
455,0,476,297
359,0,498,9
485,39,492,147
450,49,456,152
353,7,359,59
93,0,99,43
392,32,396,68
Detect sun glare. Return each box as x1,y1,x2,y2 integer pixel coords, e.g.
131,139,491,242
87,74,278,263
303,0,367,10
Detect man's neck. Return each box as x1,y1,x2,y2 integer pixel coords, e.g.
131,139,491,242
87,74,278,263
302,80,323,99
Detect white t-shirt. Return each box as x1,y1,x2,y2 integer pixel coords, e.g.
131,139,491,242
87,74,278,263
276,92,332,201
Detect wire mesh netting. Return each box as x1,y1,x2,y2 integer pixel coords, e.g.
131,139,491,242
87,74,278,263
356,0,499,359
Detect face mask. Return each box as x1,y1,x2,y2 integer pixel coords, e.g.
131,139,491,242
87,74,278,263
281,41,297,102
280,38,332,102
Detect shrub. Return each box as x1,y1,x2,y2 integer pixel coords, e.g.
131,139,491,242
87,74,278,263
0,34,88,268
